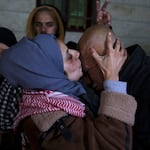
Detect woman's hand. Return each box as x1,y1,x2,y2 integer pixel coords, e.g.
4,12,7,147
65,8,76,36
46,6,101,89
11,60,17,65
91,32,127,81
96,0,112,27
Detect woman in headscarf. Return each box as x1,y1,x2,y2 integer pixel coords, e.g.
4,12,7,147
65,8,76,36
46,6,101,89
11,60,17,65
0,1,112,149
0,33,137,150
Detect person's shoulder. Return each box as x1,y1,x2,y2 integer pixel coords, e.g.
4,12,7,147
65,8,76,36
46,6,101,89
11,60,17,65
126,44,146,56
126,44,142,50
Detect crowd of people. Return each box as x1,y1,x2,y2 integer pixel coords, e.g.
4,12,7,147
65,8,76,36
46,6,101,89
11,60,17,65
0,0,149,150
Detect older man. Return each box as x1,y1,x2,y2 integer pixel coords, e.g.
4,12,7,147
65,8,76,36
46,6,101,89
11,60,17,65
78,24,150,150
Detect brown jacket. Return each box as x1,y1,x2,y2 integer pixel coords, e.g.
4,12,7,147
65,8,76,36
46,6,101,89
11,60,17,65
22,91,137,150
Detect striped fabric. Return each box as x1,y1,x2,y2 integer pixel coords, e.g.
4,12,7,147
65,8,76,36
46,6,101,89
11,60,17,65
13,90,85,128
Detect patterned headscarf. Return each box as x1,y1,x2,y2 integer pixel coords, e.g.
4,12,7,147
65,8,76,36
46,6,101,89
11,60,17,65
0,34,86,97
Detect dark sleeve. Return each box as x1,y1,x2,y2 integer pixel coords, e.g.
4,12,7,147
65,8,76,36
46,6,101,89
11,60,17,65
78,82,100,116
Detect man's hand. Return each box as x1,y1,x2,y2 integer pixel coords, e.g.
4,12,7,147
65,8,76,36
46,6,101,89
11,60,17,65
96,0,112,27
91,32,127,81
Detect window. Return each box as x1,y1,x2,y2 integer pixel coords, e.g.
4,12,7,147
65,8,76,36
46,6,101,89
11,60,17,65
36,0,96,32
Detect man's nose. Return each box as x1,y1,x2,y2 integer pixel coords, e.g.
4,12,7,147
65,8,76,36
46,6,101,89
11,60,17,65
41,24,47,33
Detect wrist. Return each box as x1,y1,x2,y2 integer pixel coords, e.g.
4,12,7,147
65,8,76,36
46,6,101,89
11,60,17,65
104,80,127,94
104,73,119,81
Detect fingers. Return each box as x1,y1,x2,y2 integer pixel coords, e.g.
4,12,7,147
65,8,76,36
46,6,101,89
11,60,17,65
106,32,112,53
96,0,112,26
96,0,109,12
114,39,126,55
90,48,103,64
120,43,127,59
114,38,121,52
106,32,126,58
106,32,121,53
96,0,100,12
101,0,110,11
103,11,112,25
113,39,127,66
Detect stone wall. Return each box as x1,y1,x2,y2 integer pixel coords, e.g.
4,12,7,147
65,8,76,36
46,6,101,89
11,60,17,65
0,0,150,54
0,0,35,40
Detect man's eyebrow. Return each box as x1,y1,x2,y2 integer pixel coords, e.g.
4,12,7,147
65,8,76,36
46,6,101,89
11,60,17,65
34,21,54,23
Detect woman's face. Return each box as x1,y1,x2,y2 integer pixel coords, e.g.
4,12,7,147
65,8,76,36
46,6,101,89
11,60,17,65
58,41,83,81
34,11,57,35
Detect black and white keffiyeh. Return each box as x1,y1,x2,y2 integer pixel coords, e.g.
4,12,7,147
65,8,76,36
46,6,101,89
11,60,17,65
0,78,22,130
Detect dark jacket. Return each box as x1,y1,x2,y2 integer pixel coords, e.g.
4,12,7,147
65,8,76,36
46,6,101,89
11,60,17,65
120,44,150,150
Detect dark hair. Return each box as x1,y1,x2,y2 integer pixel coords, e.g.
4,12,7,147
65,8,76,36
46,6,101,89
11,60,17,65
0,27,17,47
66,41,78,50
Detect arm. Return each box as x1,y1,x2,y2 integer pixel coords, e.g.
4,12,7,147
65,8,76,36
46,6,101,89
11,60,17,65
91,31,137,125
91,32,127,81
90,33,136,149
